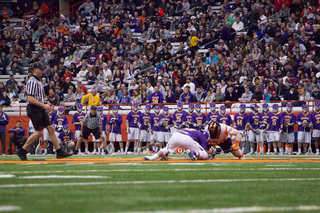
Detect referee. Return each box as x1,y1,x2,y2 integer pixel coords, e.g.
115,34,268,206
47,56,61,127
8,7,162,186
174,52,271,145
16,62,72,160
75,105,107,154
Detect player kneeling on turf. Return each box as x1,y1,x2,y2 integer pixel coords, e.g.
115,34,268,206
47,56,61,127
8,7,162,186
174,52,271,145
58,124,75,154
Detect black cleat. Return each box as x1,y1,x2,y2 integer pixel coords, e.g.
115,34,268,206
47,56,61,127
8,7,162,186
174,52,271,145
16,148,28,161
56,149,73,159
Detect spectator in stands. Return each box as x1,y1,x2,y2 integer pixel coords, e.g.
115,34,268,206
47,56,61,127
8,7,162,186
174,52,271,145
0,5,13,21
78,0,96,16
6,75,16,90
36,1,49,18
119,89,131,104
299,87,311,102
179,85,193,103
183,77,195,94
19,88,27,103
239,86,253,102
129,43,141,56
149,86,163,104
81,88,100,105
284,85,299,106
252,86,263,102
61,77,76,93
48,88,60,105
11,96,19,107
77,81,87,95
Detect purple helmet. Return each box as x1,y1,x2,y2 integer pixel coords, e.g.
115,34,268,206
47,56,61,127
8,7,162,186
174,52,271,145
133,103,139,111
112,106,118,114
145,105,151,113
286,103,293,112
315,101,320,111
154,105,160,113
195,104,201,112
97,106,103,113
58,107,64,115
239,104,246,113
77,103,83,112
188,104,194,113
272,104,279,113
177,101,183,110
262,103,269,112
250,104,259,111
220,105,226,114
63,124,69,133
302,104,308,113
163,106,169,115
210,103,216,112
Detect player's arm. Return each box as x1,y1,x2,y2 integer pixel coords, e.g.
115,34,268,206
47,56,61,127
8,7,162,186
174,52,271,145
80,116,87,137
99,124,104,138
230,128,243,142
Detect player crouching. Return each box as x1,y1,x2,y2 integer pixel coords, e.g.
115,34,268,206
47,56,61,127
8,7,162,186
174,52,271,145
58,124,75,154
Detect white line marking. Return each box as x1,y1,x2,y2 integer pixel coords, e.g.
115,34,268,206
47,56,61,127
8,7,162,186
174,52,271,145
0,174,15,178
0,206,21,212
118,206,320,213
19,175,108,179
266,164,294,167
168,163,206,165
0,178,320,188
65,163,94,165
109,163,142,165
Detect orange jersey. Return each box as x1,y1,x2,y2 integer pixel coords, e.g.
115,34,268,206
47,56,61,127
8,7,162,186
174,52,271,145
208,124,235,145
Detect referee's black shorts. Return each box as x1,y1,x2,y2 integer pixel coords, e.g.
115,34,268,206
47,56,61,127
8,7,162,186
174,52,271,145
27,104,51,131
83,126,100,140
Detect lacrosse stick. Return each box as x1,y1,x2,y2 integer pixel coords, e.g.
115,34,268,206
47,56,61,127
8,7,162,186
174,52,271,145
306,125,313,155
35,138,42,155
285,126,289,155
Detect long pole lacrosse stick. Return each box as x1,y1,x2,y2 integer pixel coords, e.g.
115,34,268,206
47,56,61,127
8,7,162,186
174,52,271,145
307,125,313,155
285,126,289,155
35,138,42,155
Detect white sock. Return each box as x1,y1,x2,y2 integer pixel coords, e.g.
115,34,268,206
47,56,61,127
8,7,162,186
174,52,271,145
280,148,284,153
298,148,301,153
93,149,96,153
260,146,263,153
134,147,137,152
85,148,88,152
316,149,319,153
149,153,159,160
121,148,124,152
268,149,270,153
44,149,47,154
288,148,292,154
146,148,149,152
274,148,277,154
98,148,101,153
250,148,253,153
53,149,56,152
125,147,128,153
78,149,81,153
241,147,245,153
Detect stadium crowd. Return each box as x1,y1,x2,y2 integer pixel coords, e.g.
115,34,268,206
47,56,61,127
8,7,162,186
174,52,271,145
0,0,319,107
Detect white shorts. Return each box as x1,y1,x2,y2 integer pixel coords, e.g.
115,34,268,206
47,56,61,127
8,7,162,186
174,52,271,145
313,129,320,138
260,131,268,142
43,128,49,141
75,130,81,140
109,133,122,142
93,131,106,142
249,130,261,143
268,131,280,143
151,131,164,143
171,127,179,134
281,132,295,143
166,132,208,160
140,130,151,142
298,131,311,143
128,128,140,140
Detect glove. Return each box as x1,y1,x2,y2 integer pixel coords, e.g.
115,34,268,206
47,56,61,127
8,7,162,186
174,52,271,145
233,126,237,129
57,125,63,132
302,123,309,128
279,128,283,134
252,129,260,134
297,122,302,125
284,123,290,128
165,126,169,130
138,123,141,129
260,123,266,129
105,130,108,135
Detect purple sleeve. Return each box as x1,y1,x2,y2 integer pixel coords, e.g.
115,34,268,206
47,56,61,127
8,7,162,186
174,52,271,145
159,92,163,103
8,127,14,133
72,114,77,123
70,131,75,141
117,114,123,125
228,115,232,126
63,117,69,125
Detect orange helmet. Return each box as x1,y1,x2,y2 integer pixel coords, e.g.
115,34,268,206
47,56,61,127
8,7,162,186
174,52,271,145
208,121,221,139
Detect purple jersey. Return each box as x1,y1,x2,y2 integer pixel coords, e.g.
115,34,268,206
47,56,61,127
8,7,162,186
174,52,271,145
159,114,173,132
139,112,152,130
260,111,272,129
151,113,162,131
72,111,86,131
173,109,186,125
218,113,232,126
234,112,248,130
206,110,219,122
48,111,57,123
247,112,261,129
100,114,108,131
177,128,208,150
58,131,75,143
269,112,283,131
282,112,296,133
8,127,25,139
183,112,194,124
311,111,320,130
109,113,123,134
297,112,312,132
53,115,69,132
127,111,141,128
192,112,206,129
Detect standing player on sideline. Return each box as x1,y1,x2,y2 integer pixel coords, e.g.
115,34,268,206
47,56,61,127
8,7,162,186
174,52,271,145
53,107,69,138
311,101,320,155
159,106,173,148
109,106,123,154
281,103,296,155
43,106,56,155
17,62,71,160
206,103,219,123
173,101,186,132
138,105,152,154
182,104,195,128
126,103,141,154
75,106,107,155
150,105,162,153
217,105,232,126
260,103,271,155
72,103,86,152
296,104,313,155
192,104,206,130
246,104,261,155
144,128,210,161
58,124,75,154
92,107,108,155
234,104,248,153
267,104,284,155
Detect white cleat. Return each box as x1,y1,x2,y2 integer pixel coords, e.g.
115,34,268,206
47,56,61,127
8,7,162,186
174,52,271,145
144,156,153,161
246,152,254,155
316,152,320,155
297,152,301,155
121,151,125,155
266,152,270,155
70,151,73,155
101,151,105,155
92,152,97,155
77,152,83,155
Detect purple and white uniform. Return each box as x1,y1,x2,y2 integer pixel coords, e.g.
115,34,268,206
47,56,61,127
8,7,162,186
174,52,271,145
72,111,86,140
127,110,141,140
58,131,75,143
281,112,296,143
183,112,194,127
297,112,312,143
192,112,206,130
234,112,248,142
139,112,152,142
268,112,283,142
247,112,261,142
217,113,232,126
173,109,186,133
206,110,219,122
311,110,320,137
159,114,173,142
52,115,68,138
151,112,162,143
109,113,123,142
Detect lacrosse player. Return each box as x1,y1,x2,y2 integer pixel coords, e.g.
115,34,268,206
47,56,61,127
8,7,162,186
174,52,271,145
150,105,162,153
296,104,313,155
206,103,219,123
138,105,152,154
192,104,206,130
267,104,284,155
182,104,195,128
58,124,75,154
126,103,141,154
260,103,271,155
92,107,109,155
281,103,296,155
217,104,232,126
144,128,210,161
42,106,56,155
234,104,248,153
159,106,173,148
52,107,69,153
109,106,123,154
173,101,186,133
311,101,320,155
71,103,86,152
246,104,261,155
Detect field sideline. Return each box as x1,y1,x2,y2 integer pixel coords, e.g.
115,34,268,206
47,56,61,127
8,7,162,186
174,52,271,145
0,155,320,213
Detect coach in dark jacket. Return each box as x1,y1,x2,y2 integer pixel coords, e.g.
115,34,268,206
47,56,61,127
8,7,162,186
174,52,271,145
284,85,299,106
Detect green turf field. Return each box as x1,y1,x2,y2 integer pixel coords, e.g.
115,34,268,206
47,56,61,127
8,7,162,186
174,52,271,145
0,155,320,213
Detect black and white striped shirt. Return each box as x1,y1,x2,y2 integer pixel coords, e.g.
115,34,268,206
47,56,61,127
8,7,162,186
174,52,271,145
27,75,45,104
83,112,102,129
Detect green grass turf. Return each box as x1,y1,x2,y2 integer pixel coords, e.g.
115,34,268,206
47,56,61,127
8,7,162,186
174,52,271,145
0,155,319,213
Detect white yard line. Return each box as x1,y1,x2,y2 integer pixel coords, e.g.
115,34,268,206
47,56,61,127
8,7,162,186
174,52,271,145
19,175,108,179
1,178,320,188
0,206,21,212
0,174,15,178
119,206,320,213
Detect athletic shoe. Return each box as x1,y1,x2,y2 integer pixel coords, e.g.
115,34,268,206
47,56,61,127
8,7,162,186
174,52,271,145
17,148,28,161
316,152,320,155
144,156,152,161
186,149,197,161
92,152,97,155
56,149,73,159
239,154,245,160
246,151,254,155
2,153,6,156
297,152,301,155
70,151,74,155
160,154,169,161
84,151,90,155
101,151,106,155
208,153,215,160
266,152,270,155
121,151,125,155
77,152,82,155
